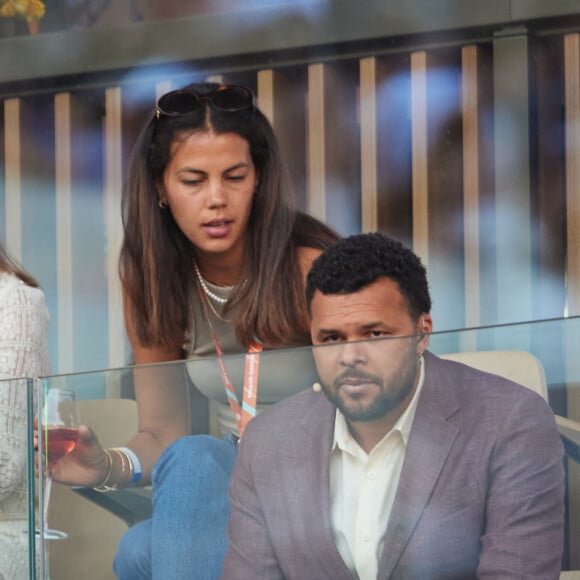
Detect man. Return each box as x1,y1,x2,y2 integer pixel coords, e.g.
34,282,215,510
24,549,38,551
222,233,564,579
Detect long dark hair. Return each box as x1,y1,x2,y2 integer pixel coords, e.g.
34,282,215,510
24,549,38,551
120,82,338,351
0,244,38,288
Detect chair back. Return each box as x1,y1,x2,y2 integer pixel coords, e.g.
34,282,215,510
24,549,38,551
440,350,548,401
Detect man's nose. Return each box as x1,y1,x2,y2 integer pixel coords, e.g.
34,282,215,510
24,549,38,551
338,340,367,367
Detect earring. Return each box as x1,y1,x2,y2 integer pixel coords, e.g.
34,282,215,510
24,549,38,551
159,199,168,209
312,382,322,392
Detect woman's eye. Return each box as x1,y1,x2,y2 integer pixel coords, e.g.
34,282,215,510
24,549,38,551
182,179,202,186
226,174,246,182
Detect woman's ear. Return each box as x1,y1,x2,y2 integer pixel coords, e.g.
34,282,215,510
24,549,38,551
157,188,169,209
157,182,167,207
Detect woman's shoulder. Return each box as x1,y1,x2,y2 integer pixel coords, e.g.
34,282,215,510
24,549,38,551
292,212,340,248
296,246,323,281
0,272,44,304
0,271,47,308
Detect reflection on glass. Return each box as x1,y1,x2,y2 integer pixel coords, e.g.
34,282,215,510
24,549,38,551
29,316,580,577
0,377,34,579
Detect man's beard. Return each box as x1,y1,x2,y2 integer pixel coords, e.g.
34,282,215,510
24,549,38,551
322,357,418,423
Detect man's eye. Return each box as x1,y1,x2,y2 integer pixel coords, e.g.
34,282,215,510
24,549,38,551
369,330,388,338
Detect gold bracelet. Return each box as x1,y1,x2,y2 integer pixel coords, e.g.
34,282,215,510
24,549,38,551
114,448,134,485
93,449,114,492
92,448,135,492
114,448,133,486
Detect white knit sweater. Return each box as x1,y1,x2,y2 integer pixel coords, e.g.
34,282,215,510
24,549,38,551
0,272,50,579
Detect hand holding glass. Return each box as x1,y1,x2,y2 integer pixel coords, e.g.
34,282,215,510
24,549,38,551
39,388,80,540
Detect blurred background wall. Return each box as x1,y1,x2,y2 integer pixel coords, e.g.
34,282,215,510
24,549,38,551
0,0,578,375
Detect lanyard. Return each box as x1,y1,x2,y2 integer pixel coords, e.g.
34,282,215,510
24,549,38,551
197,285,262,438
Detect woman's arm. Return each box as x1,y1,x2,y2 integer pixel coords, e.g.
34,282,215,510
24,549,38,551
51,290,190,488
103,291,191,486
122,339,191,485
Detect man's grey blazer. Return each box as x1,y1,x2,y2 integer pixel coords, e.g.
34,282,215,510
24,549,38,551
222,351,565,579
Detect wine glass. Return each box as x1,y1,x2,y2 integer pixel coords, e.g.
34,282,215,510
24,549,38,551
38,387,80,540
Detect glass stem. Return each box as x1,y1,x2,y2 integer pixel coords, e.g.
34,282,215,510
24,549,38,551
43,476,52,530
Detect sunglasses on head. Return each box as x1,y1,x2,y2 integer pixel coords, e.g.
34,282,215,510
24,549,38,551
155,85,255,119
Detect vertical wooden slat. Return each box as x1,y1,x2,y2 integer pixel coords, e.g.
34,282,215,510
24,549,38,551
104,87,125,372
411,48,464,337
257,70,275,126
257,68,308,211
411,52,429,266
360,57,378,232
307,62,360,234
307,63,327,223
533,35,568,428
4,98,22,260
493,29,533,325
55,92,74,374
536,37,566,321
564,32,580,570
565,34,580,320
461,46,482,329
360,55,413,245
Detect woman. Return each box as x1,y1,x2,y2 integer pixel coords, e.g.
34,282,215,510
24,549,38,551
51,82,338,579
0,244,50,579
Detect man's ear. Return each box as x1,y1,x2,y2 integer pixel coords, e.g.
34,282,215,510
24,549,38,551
416,314,432,353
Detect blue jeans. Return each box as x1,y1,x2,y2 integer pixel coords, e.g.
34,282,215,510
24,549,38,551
113,434,238,580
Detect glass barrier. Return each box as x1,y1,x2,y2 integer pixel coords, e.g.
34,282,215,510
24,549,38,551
33,316,580,578
0,377,36,579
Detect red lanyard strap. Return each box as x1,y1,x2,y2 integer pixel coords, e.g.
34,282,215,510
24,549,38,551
197,285,262,437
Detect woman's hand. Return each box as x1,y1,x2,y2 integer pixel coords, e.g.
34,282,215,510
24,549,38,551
37,424,110,487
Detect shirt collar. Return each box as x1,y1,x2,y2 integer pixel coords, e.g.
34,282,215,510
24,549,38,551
331,354,425,454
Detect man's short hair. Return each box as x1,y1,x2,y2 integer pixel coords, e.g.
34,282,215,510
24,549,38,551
306,232,431,320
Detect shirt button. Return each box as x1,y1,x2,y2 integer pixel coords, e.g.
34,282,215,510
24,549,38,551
362,532,371,543
367,471,376,480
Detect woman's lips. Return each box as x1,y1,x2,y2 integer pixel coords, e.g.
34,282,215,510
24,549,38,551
203,220,232,238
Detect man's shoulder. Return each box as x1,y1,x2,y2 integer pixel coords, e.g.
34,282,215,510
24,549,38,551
243,388,331,447
254,388,325,426
428,351,545,396
425,351,553,421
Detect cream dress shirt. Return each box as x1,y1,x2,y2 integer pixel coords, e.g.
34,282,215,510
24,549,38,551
329,356,425,580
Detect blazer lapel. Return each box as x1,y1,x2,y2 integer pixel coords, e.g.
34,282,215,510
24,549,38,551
287,391,356,580
378,352,460,579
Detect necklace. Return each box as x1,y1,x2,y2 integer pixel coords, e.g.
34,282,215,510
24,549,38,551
204,292,233,324
193,260,228,305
